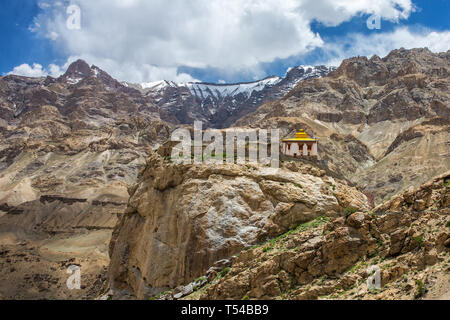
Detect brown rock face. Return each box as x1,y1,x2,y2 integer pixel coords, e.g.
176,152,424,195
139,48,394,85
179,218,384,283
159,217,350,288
107,153,368,299
194,172,449,300
0,65,173,299
235,48,450,204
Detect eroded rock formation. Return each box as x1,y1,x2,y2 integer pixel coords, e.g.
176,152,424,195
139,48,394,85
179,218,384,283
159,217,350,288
108,152,368,299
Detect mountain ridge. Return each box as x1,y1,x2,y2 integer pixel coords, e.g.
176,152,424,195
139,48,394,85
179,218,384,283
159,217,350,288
0,47,448,300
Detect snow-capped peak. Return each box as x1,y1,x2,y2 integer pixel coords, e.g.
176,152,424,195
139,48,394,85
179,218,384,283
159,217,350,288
179,76,282,100
141,80,177,90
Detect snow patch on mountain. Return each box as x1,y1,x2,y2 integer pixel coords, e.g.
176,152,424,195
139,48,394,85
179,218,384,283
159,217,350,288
141,80,179,90
181,76,282,100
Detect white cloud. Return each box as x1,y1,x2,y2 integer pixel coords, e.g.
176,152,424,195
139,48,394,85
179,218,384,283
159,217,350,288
298,0,415,26
7,62,65,78
28,0,417,82
8,63,47,77
318,27,450,66
64,54,200,83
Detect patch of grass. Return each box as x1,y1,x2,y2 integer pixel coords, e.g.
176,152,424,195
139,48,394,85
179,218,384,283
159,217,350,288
217,267,231,278
249,216,330,252
195,276,207,283
318,275,328,285
242,295,249,300
344,207,358,215
381,263,393,270
446,221,450,229
263,246,273,253
295,183,303,189
346,264,360,274
414,236,425,248
414,280,427,299
274,216,330,244
149,290,171,301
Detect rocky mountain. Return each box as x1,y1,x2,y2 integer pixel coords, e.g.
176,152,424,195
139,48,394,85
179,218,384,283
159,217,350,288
236,48,450,204
0,61,174,298
192,172,450,300
0,48,448,300
107,151,369,299
106,153,449,300
138,65,334,128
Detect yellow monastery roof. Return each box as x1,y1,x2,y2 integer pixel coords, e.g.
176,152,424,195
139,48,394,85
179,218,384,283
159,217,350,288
282,129,318,142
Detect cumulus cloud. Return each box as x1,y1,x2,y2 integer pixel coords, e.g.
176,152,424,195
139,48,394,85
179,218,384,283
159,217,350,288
24,0,420,83
298,0,415,26
7,63,64,78
317,27,450,66
64,54,200,83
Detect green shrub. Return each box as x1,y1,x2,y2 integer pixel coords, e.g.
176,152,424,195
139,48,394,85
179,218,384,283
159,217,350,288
414,280,427,299
195,276,207,283
344,207,358,215
414,236,425,247
218,267,231,278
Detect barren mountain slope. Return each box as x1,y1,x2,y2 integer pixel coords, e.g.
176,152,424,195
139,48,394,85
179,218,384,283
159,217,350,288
0,90,172,299
140,66,334,128
179,173,450,300
235,48,450,203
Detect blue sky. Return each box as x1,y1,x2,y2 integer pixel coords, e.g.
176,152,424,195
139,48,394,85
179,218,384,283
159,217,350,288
1,0,449,83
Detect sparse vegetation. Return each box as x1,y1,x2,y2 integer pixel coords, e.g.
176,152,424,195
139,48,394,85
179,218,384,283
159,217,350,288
217,267,231,278
149,290,171,300
263,246,273,252
344,207,358,215
414,280,427,299
249,216,330,254
195,276,207,283
414,236,425,247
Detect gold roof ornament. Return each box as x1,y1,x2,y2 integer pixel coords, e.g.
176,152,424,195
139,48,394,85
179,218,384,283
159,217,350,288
282,129,318,142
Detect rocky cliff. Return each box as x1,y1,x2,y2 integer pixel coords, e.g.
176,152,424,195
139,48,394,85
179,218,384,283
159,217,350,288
107,152,369,299
149,172,450,300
